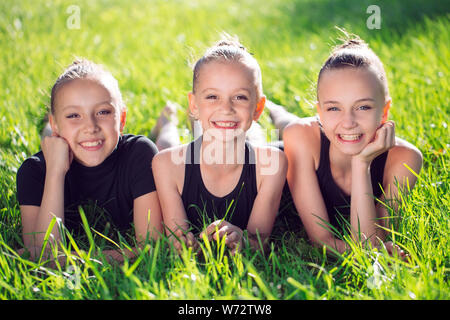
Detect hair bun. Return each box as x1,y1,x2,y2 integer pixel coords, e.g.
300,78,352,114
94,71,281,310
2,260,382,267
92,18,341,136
338,38,368,50
214,33,247,51
333,27,369,51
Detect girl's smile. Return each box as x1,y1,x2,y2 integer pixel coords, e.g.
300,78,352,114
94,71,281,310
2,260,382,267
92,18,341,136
79,139,104,150
337,133,364,143
211,120,240,129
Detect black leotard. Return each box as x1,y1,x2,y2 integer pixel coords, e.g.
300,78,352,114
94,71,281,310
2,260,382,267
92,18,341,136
315,130,388,231
181,137,257,234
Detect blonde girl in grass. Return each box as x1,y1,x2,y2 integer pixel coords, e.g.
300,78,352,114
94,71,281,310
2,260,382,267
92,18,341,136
16,59,163,262
152,36,287,254
280,34,422,256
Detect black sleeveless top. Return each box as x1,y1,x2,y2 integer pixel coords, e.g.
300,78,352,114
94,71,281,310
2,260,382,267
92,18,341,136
181,137,258,234
316,131,388,230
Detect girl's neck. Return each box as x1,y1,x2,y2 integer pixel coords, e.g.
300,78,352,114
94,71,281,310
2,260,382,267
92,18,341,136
328,143,353,173
200,135,246,171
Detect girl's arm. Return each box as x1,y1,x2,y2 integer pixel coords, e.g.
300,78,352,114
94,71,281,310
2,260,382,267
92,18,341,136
152,147,198,252
374,137,422,236
29,135,72,252
349,122,396,244
201,147,287,253
246,146,287,251
283,121,349,253
348,122,422,252
133,191,163,243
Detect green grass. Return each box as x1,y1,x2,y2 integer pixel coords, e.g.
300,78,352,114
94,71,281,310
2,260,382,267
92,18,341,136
0,0,449,300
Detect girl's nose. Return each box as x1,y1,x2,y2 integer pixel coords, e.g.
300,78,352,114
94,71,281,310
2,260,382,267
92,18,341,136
220,99,235,114
83,115,100,133
341,111,357,129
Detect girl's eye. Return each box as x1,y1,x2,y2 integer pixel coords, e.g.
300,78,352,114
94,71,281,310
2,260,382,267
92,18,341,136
206,95,218,100
358,105,372,111
327,106,339,111
98,110,112,116
66,113,79,119
235,95,249,101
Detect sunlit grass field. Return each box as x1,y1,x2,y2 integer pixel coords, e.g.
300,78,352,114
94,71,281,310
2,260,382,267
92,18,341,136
0,0,449,300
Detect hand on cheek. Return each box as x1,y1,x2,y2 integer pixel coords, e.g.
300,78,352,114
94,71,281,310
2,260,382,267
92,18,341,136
41,132,74,175
353,120,395,165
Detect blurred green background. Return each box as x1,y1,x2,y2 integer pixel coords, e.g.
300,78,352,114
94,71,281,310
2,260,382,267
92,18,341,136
0,0,448,300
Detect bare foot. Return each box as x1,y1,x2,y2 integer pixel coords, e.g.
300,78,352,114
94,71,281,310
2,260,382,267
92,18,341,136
150,101,180,140
265,100,299,136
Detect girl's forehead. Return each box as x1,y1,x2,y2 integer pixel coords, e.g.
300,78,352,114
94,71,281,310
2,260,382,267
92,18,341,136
318,67,385,103
197,61,257,87
54,78,118,112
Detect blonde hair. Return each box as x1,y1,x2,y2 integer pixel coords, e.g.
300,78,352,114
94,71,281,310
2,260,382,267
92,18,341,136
50,58,125,114
192,34,263,98
318,31,389,99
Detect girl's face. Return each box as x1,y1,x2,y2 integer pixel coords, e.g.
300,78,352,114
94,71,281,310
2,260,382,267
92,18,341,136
50,78,126,167
317,67,390,156
188,61,265,142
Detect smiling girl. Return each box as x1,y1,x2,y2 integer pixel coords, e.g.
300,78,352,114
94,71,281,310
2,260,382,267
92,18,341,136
283,36,422,255
152,37,287,254
16,59,162,260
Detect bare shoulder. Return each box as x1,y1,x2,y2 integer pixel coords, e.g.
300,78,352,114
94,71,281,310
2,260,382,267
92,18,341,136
284,117,320,146
284,116,318,132
152,144,189,190
152,144,188,168
283,116,321,165
253,145,287,169
252,145,287,190
389,137,423,168
385,137,423,178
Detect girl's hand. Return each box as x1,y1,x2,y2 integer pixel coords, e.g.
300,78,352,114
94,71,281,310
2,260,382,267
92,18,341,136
353,121,395,166
383,241,409,261
200,220,244,254
169,229,199,253
41,133,73,175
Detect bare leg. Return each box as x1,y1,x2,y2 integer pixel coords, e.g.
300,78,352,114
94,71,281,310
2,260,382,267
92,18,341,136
265,100,300,138
40,113,52,138
152,101,181,151
190,118,203,140
41,121,52,138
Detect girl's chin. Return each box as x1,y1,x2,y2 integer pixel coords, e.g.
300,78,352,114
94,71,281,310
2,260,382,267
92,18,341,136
73,152,108,167
335,144,367,157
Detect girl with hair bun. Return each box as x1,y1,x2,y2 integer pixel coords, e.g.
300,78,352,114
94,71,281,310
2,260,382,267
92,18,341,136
17,59,163,261
281,33,422,256
152,36,287,254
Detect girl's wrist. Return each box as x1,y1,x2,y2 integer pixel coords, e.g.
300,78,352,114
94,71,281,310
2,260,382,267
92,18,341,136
351,156,371,171
45,168,67,182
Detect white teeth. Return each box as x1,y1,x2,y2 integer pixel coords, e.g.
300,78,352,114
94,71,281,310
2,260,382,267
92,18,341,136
339,134,362,141
81,140,102,147
214,121,237,127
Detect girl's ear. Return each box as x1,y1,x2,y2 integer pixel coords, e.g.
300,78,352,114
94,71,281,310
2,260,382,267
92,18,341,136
381,99,391,124
253,96,266,121
188,92,199,119
316,102,322,118
119,109,127,134
49,114,59,135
